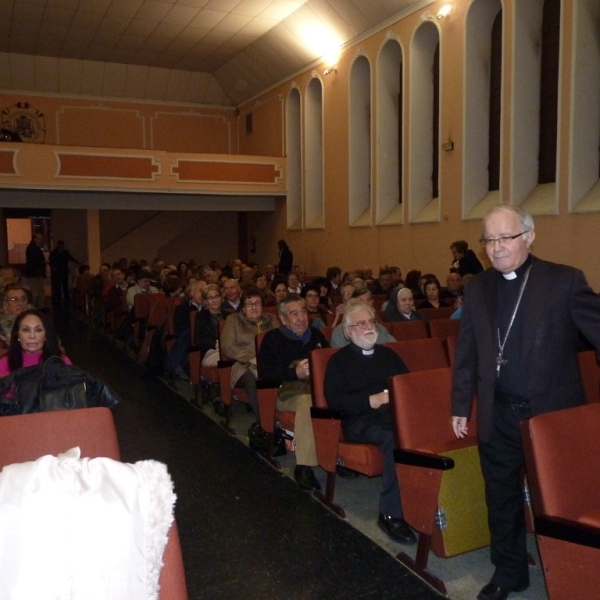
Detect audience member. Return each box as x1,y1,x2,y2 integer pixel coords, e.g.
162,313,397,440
441,272,462,305
372,269,394,298
257,294,328,491
221,279,242,312
331,281,356,328
385,288,427,322
303,284,329,327
326,266,342,296
287,272,302,294
126,268,158,310
220,288,278,423
271,279,288,304
450,240,484,276
194,284,228,368
324,302,416,544
1,285,31,318
0,313,15,352
390,266,403,287
0,309,71,377
420,277,449,309
331,297,395,348
264,263,276,282
165,279,205,379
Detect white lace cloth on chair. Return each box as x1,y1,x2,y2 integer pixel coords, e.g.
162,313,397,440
0,447,176,600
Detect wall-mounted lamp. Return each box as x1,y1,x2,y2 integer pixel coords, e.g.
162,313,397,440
421,4,452,22
323,67,337,76
437,4,452,18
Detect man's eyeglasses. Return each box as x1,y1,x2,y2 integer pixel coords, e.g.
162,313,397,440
244,301,262,308
347,318,377,330
6,296,27,304
305,293,319,299
480,231,530,248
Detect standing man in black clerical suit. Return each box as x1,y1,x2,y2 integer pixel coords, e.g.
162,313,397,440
451,204,600,600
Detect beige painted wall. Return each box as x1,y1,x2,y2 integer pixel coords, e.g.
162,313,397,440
242,0,600,291
100,210,238,268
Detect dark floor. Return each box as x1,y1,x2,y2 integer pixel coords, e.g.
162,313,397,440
60,317,443,600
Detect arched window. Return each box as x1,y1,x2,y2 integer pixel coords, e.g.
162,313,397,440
409,22,440,222
376,38,403,224
286,88,302,229
349,55,372,226
305,78,324,228
463,0,502,218
538,0,561,184
488,10,502,192
569,0,600,212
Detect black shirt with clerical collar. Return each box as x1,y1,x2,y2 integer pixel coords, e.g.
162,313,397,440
495,253,533,398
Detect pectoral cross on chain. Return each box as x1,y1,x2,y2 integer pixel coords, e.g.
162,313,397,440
496,353,507,377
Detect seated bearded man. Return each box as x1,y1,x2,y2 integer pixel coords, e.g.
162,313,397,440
324,302,416,545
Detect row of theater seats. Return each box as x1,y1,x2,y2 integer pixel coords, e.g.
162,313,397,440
0,408,188,599
91,289,600,597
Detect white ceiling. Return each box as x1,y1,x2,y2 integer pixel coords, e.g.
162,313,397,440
0,0,427,106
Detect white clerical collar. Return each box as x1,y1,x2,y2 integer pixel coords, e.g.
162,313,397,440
503,271,517,280
362,348,375,355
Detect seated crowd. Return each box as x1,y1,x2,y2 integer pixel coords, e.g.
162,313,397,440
0,244,475,544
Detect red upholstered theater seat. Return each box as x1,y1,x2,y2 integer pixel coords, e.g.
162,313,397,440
309,347,383,517
0,408,187,600
520,403,600,600
389,368,487,596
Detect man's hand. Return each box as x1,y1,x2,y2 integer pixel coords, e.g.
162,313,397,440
295,359,310,380
452,416,468,438
369,390,389,409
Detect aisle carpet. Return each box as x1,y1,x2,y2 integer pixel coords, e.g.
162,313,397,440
62,319,442,600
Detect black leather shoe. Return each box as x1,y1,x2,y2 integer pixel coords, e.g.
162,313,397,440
477,581,529,600
294,466,322,491
377,514,417,545
213,398,226,417
336,465,360,479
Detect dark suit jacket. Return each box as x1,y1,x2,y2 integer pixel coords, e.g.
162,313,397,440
452,255,600,442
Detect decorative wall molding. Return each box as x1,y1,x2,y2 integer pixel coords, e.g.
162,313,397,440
55,152,161,181
0,149,19,175
0,141,286,196
171,159,282,185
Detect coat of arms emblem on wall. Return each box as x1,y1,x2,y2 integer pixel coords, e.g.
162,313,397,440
2,102,45,143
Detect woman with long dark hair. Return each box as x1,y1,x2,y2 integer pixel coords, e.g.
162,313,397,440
0,309,71,376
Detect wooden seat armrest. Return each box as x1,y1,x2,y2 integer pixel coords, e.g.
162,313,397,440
256,380,281,390
310,407,344,420
256,382,281,433
535,515,600,550
310,407,343,473
394,448,455,470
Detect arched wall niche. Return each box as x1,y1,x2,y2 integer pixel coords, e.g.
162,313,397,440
348,54,372,227
569,0,600,213
285,86,302,229
511,0,560,216
409,20,441,223
463,0,503,220
305,77,324,229
376,37,403,225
